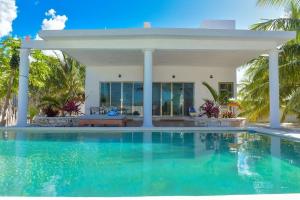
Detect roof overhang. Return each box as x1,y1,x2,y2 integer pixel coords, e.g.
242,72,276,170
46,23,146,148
21,28,296,68
37,28,294,42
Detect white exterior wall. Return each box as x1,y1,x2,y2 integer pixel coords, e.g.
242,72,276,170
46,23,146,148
85,65,237,114
201,20,236,30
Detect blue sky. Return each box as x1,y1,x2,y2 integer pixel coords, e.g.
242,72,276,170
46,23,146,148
9,0,283,38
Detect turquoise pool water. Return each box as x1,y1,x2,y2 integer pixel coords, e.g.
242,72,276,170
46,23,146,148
0,130,299,196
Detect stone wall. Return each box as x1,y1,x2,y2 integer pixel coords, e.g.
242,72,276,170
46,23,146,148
33,116,246,127
33,116,80,127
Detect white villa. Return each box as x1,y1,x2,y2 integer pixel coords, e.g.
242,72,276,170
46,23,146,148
18,20,295,128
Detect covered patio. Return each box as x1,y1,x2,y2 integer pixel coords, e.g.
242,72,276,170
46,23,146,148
19,28,295,128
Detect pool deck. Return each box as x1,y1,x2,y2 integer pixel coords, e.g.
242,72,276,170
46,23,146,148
2,194,300,199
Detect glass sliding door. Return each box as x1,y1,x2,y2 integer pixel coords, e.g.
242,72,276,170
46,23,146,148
123,83,133,115
111,82,121,108
133,82,143,116
184,83,194,115
100,82,110,107
153,82,194,116
152,83,161,116
161,83,171,116
173,83,184,116
99,81,194,116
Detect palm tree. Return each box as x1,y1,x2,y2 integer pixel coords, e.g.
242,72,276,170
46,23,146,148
257,0,300,7
0,38,86,123
38,53,85,116
0,38,20,126
239,2,300,122
252,2,300,40
202,82,232,105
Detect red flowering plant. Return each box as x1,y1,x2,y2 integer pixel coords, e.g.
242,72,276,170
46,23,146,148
199,100,220,118
62,99,82,116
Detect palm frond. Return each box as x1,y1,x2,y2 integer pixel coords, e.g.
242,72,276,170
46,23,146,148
202,82,219,102
257,0,300,8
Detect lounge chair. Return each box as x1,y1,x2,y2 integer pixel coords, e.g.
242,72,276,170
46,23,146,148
79,115,127,127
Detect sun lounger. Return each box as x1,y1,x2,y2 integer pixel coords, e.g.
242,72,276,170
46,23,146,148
79,115,127,127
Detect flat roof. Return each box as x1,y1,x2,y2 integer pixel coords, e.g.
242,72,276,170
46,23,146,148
39,28,295,41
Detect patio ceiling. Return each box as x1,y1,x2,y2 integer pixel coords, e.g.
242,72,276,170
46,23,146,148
63,49,262,68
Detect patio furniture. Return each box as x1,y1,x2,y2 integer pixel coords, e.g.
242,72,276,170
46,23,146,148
79,115,127,127
90,106,109,115
188,107,197,117
90,107,100,115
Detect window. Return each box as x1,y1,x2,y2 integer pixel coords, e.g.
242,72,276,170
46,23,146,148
172,83,184,116
100,82,110,107
161,83,171,116
133,82,143,115
183,83,194,115
152,83,161,116
155,82,194,116
219,82,234,99
123,83,133,115
100,82,143,115
111,83,121,107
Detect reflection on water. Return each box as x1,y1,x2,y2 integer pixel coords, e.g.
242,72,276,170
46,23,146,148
0,130,300,196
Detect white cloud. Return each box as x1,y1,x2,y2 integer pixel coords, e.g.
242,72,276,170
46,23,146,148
37,9,68,59
42,9,68,30
45,8,56,17
0,0,17,37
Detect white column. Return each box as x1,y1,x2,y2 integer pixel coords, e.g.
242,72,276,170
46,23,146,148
143,49,153,127
16,49,30,127
269,50,280,128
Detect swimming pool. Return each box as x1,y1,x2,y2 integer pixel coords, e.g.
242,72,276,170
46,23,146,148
0,130,299,196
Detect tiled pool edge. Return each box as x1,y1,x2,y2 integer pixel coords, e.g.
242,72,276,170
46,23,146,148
1,194,300,199
0,126,247,133
0,126,299,141
250,126,300,141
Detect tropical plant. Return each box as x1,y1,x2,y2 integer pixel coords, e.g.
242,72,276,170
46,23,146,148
252,2,300,40
202,81,231,105
239,1,300,122
257,0,300,7
222,111,236,118
199,100,220,118
63,99,82,116
28,106,39,123
0,38,60,125
38,53,85,116
0,36,85,124
0,38,20,126
42,106,59,117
